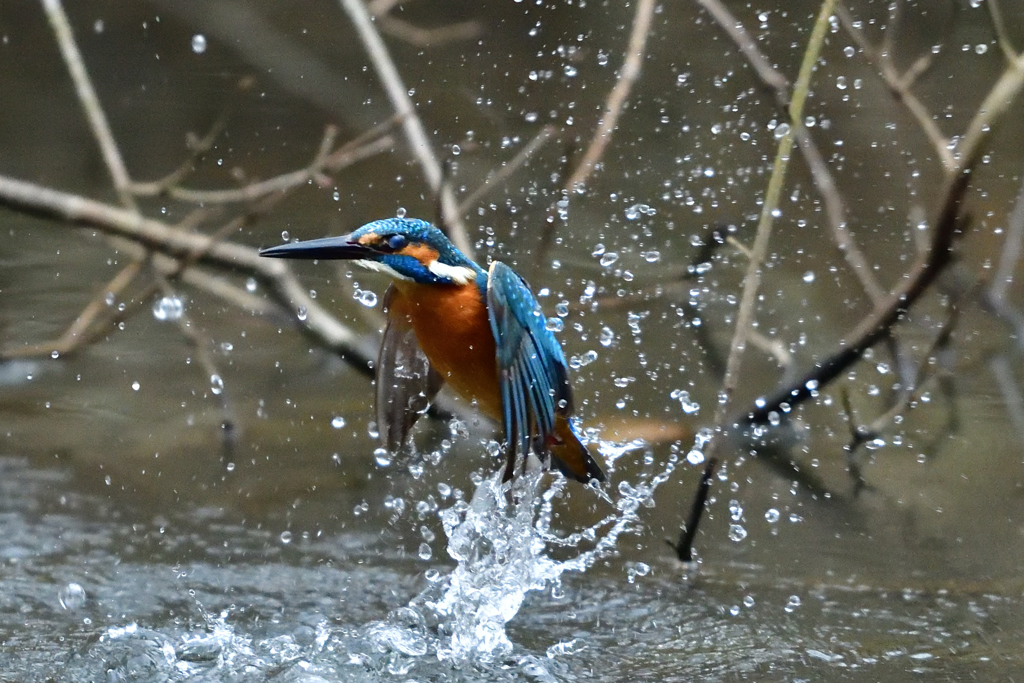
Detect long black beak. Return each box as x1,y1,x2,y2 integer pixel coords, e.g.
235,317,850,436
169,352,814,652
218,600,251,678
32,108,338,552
259,234,375,260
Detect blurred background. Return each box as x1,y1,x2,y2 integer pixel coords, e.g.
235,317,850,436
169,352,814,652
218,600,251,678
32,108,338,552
1,0,1023,679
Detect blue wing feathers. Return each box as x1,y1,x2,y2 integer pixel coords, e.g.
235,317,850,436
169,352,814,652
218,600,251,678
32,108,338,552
486,261,575,478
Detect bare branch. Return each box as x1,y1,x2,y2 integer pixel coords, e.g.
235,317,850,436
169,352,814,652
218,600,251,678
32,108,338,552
838,4,955,171
698,0,885,304
713,0,838,426
377,16,481,48
40,0,137,211
695,0,789,94
745,50,1024,426
982,171,1024,343
337,0,474,257
562,0,657,191
536,0,657,268
673,0,838,564
987,0,1018,64
458,125,556,214
0,174,379,370
128,111,229,197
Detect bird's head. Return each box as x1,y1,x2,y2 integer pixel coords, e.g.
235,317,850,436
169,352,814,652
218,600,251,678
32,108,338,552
259,218,483,285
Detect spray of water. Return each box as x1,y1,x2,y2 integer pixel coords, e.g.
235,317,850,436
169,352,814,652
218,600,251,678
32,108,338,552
366,430,709,664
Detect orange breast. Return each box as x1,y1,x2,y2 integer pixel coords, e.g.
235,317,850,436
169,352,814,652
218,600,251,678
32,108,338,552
388,281,502,419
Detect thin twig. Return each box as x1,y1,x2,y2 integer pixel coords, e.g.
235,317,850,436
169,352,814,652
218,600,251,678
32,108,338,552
367,0,481,47
991,354,1024,444
128,111,230,197
837,4,954,171
982,172,1024,344
458,125,556,214
535,0,657,268
673,0,837,563
2,261,146,359
698,0,885,304
745,49,1024,426
0,174,379,370
670,457,716,563
40,0,136,210
563,0,656,191
377,15,481,48
337,0,474,257
714,0,837,426
132,128,394,204
987,0,1018,64
848,304,959,452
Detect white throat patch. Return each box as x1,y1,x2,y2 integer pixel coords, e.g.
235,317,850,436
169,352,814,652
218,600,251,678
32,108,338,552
427,261,478,285
356,259,411,281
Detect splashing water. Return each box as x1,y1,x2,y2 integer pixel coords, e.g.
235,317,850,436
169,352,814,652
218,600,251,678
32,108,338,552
59,434,698,680
367,433,691,664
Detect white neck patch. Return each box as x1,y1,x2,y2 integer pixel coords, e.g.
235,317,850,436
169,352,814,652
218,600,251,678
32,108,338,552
427,260,478,285
356,259,411,281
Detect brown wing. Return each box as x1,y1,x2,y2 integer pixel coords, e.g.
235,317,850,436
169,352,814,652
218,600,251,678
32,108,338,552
376,285,445,452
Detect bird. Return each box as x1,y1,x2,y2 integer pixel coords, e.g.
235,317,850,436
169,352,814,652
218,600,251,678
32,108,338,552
260,217,606,485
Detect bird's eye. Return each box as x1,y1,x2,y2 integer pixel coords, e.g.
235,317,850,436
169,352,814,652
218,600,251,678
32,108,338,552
386,234,407,251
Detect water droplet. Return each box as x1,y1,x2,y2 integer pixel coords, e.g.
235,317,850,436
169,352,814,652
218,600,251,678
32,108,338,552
641,250,661,263
563,65,577,77
296,306,308,321
50,350,59,359
451,144,461,156
765,508,780,523
374,448,392,467
773,122,791,139
599,252,619,267
210,374,224,395
220,342,233,354
844,45,855,57
599,326,615,347
281,230,290,242
743,595,755,608
785,595,802,612
131,381,140,391
58,583,87,610
396,206,407,218
245,277,257,293
280,530,293,544
93,19,104,34
836,76,848,90
418,542,432,560
191,34,206,54
354,289,378,307
728,524,747,542
975,43,988,54
802,271,815,283
331,416,346,429
545,317,563,332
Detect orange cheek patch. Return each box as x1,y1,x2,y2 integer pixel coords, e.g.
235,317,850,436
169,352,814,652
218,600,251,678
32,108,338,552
356,232,379,246
401,243,440,266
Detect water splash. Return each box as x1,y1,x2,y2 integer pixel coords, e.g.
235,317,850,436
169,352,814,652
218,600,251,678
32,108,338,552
372,434,689,664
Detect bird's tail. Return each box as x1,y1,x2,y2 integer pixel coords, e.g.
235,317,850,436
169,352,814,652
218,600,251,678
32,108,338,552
548,415,606,484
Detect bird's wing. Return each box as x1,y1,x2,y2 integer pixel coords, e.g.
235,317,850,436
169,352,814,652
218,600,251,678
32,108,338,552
376,285,445,452
486,261,573,480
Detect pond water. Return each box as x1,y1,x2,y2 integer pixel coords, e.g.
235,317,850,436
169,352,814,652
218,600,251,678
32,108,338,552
2,0,1024,680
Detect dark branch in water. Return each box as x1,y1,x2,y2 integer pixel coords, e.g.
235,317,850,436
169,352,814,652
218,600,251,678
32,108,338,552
669,456,717,562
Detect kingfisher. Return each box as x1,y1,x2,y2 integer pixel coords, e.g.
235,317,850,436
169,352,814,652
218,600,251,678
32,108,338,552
260,217,605,485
